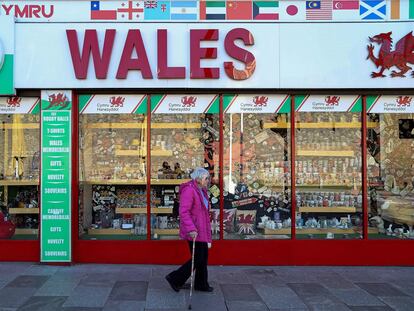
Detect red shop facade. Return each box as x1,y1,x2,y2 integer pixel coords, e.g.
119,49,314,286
0,14,414,265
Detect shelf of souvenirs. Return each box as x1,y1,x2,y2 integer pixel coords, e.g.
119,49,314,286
113,149,173,157
263,227,379,235
263,122,378,129
87,228,179,235
81,179,189,185
2,123,39,129
85,123,201,129
8,208,39,215
298,207,356,213
296,183,356,189
296,150,355,157
115,207,173,214
0,180,39,186
14,228,39,235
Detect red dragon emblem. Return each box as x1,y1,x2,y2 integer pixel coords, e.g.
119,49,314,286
6,96,21,108
367,31,414,78
46,93,69,109
396,96,412,107
110,96,125,108
253,96,268,107
181,96,197,107
325,96,340,106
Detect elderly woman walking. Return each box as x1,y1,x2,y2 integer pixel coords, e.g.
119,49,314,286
165,167,213,292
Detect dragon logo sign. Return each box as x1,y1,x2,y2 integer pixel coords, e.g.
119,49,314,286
6,96,21,108
46,93,69,109
110,96,125,108
325,96,340,106
367,31,414,78
396,96,412,107
253,96,268,107
181,96,197,107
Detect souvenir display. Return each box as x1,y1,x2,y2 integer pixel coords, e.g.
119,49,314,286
367,113,414,239
0,114,40,181
150,113,220,240
295,112,363,239
224,113,291,239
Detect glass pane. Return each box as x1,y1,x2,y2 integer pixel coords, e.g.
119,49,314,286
295,112,363,239
368,111,414,239
79,108,147,240
224,96,291,240
0,105,40,240
150,95,220,240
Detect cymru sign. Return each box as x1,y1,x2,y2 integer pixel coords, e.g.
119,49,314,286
0,16,14,95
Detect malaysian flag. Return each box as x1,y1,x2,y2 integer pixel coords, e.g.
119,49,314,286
306,0,332,20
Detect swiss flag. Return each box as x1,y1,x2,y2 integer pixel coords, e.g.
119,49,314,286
226,1,252,20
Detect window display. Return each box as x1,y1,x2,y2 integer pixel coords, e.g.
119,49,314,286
367,95,414,239
150,95,220,240
294,95,363,239
223,95,291,239
0,97,40,240
78,95,148,240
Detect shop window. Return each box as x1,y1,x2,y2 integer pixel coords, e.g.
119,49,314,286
295,95,363,239
0,97,40,240
223,95,291,240
78,95,148,240
367,96,414,239
150,95,220,240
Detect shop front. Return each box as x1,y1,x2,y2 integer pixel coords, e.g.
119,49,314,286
0,1,413,265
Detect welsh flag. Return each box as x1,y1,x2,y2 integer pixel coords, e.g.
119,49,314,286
253,0,279,20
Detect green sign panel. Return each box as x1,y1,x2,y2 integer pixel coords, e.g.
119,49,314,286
40,91,72,262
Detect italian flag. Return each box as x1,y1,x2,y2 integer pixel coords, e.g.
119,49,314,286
253,1,279,20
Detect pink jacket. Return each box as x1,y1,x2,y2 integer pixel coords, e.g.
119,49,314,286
179,180,212,243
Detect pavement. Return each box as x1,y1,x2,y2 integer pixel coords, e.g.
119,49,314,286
0,263,414,311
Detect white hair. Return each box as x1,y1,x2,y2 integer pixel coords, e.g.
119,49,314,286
190,167,210,181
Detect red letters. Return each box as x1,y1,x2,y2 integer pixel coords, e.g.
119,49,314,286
117,29,153,79
66,28,256,81
224,28,256,80
66,29,115,79
157,29,185,79
190,29,219,79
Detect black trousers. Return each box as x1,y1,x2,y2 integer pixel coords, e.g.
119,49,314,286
167,241,209,289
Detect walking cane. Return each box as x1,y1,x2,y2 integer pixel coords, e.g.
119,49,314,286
188,236,196,310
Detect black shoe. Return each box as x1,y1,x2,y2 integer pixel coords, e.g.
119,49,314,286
195,286,214,292
165,275,180,292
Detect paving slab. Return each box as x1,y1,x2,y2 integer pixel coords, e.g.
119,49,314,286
288,283,334,297
220,284,262,301
102,300,146,311
329,288,387,307
349,307,394,311
379,296,414,311
209,270,251,284
61,308,103,311
356,282,408,297
0,287,37,308
62,285,112,308
34,275,83,297
145,288,186,309
226,300,270,311
108,281,147,301
16,296,67,311
5,275,49,289
23,265,59,276
255,284,308,309
78,273,118,288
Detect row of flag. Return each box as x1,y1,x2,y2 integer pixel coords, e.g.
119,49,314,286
91,0,414,21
